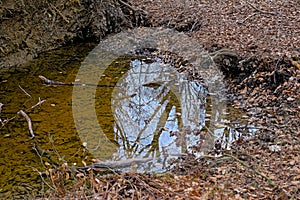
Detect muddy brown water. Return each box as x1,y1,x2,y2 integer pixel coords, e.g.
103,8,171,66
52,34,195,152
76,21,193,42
0,43,255,198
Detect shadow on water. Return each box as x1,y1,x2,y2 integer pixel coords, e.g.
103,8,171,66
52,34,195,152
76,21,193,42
0,43,255,198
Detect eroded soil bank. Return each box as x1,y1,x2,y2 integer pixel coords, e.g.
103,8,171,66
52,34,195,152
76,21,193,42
0,0,146,68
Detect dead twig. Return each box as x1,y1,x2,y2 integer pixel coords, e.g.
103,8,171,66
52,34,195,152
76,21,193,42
203,125,215,137
29,166,56,191
130,174,156,198
77,157,153,170
237,13,257,24
19,84,32,98
31,98,46,109
245,1,277,16
39,75,65,85
189,21,202,32
1,99,46,129
17,110,35,138
49,3,69,23
119,0,147,15
0,103,3,125
273,57,283,85
223,153,275,186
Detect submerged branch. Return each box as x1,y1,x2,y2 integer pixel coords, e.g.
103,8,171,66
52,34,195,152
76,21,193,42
31,98,46,109
39,75,65,85
1,98,46,129
77,157,153,170
0,103,3,116
17,110,35,138
18,84,32,98
245,1,277,16
0,103,3,124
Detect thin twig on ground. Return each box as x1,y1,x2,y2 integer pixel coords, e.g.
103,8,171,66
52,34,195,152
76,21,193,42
224,153,275,186
245,1,277,16
49,3,69,23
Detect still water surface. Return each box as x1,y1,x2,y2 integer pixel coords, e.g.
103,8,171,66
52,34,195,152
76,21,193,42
0,43,254,198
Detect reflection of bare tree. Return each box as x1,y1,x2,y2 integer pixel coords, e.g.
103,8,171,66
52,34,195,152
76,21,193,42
111,60,206,171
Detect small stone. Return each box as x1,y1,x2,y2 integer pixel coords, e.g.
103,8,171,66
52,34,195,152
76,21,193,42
248,98,255,103
268,145,281,152
289,161,295,166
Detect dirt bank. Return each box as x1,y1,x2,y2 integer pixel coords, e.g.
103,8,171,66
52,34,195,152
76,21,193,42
0,0,146,68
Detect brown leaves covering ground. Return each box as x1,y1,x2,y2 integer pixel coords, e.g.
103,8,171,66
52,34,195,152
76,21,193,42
131,0,300,58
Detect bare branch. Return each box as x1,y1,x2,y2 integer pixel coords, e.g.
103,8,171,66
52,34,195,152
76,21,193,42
245,1,277,16
77,157,153,170
0,103,3,114
0,103,3,124
17,110,35,138
39,75,65,85
31,98,46,109
224,153,275,186
19,84,32,98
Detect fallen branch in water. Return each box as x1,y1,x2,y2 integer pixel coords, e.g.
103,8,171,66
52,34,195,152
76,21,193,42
39,75,65,85
30,98,46,109
17,110,35,138
19,84,32,98
38,75,114,87
77,157,153,170
1,99,46,129
0,103,3,124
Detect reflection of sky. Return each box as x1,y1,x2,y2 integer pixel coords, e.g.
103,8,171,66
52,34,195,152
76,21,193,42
111,60,206,172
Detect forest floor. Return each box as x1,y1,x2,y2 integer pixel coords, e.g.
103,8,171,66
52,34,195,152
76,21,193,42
39,0,300,199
